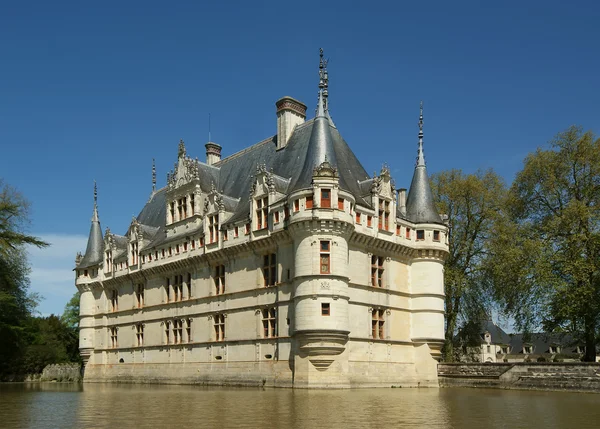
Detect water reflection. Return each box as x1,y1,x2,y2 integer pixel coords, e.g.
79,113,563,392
1,383,599,429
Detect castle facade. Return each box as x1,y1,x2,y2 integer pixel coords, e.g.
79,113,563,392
75,50,448,388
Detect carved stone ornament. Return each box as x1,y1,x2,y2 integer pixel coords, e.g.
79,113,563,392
312,160,338,178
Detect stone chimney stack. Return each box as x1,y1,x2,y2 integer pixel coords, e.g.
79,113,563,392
276,96,307,150
205,142,222,165
397,188,407,216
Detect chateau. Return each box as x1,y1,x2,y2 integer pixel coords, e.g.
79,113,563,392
75,50,449,388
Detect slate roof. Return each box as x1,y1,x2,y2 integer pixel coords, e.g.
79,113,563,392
78,206,103,269
481,320,512,345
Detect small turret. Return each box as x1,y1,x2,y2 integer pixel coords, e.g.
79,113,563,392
405,102,442,224
78,181,104,268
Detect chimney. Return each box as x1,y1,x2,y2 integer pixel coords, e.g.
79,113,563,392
397,188,407,216
205,142,222,165
276,96,307,150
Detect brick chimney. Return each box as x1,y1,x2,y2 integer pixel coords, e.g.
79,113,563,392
205,142,222,165
276,96,307,150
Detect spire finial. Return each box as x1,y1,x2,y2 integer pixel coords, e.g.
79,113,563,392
93,180,97,205
317,48,329,111
152,158,156,192
417,101,425,167
178,139,186,158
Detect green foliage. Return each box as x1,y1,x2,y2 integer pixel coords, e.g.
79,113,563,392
430,169,507,361
0,179,51,379
488,126,600,361
61,292,80,331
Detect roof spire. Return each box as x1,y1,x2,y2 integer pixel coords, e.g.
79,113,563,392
79,180,104,268
152,158,156,192
318,48,329,112
316,89,326,118
417,101,425,167
92,180,99,222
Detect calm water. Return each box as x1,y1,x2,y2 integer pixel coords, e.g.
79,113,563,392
1,383,599,428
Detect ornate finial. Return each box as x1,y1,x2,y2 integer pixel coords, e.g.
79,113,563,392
93,180,97,205
152,158,156,192
417,101,425,167
178,139,186,158
318,48,329,111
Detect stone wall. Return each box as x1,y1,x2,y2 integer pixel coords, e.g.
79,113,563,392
40,363,82,382
438,362,600,392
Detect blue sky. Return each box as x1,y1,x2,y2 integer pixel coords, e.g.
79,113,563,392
1,1,598,318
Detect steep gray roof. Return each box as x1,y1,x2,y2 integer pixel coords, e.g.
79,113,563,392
481,320,511,345
405,103,442,224
137,188,167,228
79,205,104,268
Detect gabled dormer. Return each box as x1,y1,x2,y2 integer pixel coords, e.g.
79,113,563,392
249,164,289,233
370,166,396,234
165,140,203,226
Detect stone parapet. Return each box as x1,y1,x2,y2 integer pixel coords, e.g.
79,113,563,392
438,362,600,392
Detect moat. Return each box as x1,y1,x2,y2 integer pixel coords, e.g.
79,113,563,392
2,383,599,428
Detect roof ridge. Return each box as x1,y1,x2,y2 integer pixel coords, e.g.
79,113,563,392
215,136,275,165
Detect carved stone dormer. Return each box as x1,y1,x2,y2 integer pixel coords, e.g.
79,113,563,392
371,166,396,233
311,159,339,210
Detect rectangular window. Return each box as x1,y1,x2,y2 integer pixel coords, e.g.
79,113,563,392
214,314,225,341
166,277,171,302
256,197,268,229
487,345,491,353
190,193,195,214
176,274,184,301
371,255,384,287
524,346,532,354
110,327,118,348
378,199,390,231
306,195,313,209
187,273,192,299
170,202,175,222
396,225,401,236
416,229,425,240
183,196,187,218
293,200,299,212
222,230,228,241
433,230,440,241
183,241,188,251
214,265,225,295
367,215,372,227
165,321,171,344
338,198,344,210
177,198,183,220
136,283,144,308
234,226,239,238
105,250,112,272
200,237,205,247
168,246,172,256
262,308,277,338
263,253,277,287
186,318,192,342
321,189,331,208
208,215,218,243
274,211,280,223
321,302,330,316
356,213,361,224
406,227,411,239
284,204,290,219
191,239,195,249
320,241,330,274
372,309,385,339
136,324,144,347
173,319,183,344
176,244,180,253
110,289,118,312
130,242,138,266
245,223,251,235
501,347,508,354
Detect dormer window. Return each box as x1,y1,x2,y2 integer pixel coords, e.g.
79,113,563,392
105,250,112,272
208,215,218,243
416,230,425,241
256,197,268,230
169,202,175,222
130,242,138,265
549,346,559,354
190,194,195,214
321,189,331,208
523,345,532,354
378,199,390,231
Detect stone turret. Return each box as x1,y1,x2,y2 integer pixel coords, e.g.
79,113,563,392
76,182,102,367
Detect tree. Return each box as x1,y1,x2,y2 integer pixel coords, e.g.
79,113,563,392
0,179,48,378
61,292,80,331
430,169,507,361
488,126,600,361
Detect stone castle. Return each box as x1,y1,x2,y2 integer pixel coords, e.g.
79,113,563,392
75,50,448,388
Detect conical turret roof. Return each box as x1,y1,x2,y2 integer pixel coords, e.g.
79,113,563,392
405,102,443,224
79,182,104,268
